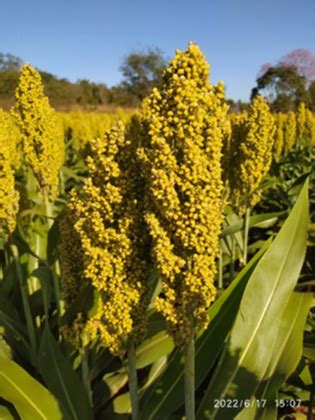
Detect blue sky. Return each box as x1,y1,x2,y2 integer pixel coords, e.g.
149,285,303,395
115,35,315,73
1,0,314,101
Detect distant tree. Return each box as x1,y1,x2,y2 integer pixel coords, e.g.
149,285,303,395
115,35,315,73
309,80,315,111
278,49,315,85
258,49,315,86
251,65,309,112
226,99,250,113
0,53,23,71
120,47,168,103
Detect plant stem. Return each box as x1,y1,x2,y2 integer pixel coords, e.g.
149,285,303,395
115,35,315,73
229,234,235,282
218,243,223,289
243,207,250,266
81,346,91,403
127,340,139,420
10,243,37,365
44,191,61,324
52,265,62,322
184,336,195,420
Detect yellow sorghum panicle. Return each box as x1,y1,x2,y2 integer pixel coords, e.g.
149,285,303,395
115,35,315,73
59,205,85,308
0,109,19,237
138,43,226,346
296,102,306,139
71,123,151,357
304,109,315,146
59,204,88,348
229,96,275,209
284,111,296,152
223,112,248,187
12,64,65,200
273,113,285,161
58,109,133,150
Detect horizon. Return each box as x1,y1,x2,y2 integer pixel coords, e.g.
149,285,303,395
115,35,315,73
2,0,315,101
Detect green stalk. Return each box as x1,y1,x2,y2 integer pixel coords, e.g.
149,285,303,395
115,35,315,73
52,266,62,322
127,340,139,420
243,207,250,266
81,346,91,403
10,243,37,364
229,234,235,282
44,191,61,323
218,243,223,289
184,336,195,420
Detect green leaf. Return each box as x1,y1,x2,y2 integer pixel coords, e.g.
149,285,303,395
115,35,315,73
139,236,271,419
254,292,312,420
303,346,315,361
222,211,286,237
0,337,12,359
38,325,93,420
103,371,128,399
113,356,169,415
0,299,32,361
197,179,309,420
136,331,173,369
0,356,62,420
0,405,14,419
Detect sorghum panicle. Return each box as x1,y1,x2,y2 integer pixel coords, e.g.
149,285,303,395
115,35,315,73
12,64,65,200
0,109,19,237
284,111,296,152
138,43,227,346
229,96,275,209
71,123,151,357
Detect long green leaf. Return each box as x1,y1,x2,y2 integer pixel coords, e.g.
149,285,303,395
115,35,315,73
254,292,312,420
0,356,61,420
139,236,271,419
135,331,173,369
222,211,286,237
38,325,93,420
0,405,14,419
197,179,309,419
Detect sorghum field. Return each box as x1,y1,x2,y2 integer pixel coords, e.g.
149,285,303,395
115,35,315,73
1,44,315,420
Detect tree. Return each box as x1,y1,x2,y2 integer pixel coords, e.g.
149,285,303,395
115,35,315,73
309,80,315,111
251,66,309,112
119,47,168,103
278,49,315,85
0,53,23,71
258,49,315,86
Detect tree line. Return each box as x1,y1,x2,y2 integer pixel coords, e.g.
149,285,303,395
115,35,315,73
0,48,167,110
0,48,315,111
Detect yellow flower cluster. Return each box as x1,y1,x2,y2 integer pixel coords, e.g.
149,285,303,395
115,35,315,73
273,113,285,161
223,112,248,183
137,43,226,346
13,64,65,200
59,205,85,308
296,102,306,139
304,108,315,145
0,109,19,237
70,123,150,356
228,96,275,209
269,106,315,157
58,108,133,150
59,205,89,348
283,111,296,152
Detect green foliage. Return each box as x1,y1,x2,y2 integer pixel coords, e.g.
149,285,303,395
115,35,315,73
252,66,310,112
0,355,62,419
0,49,168,109
119,47,168,104
197,181,309,419
0,51,315,419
